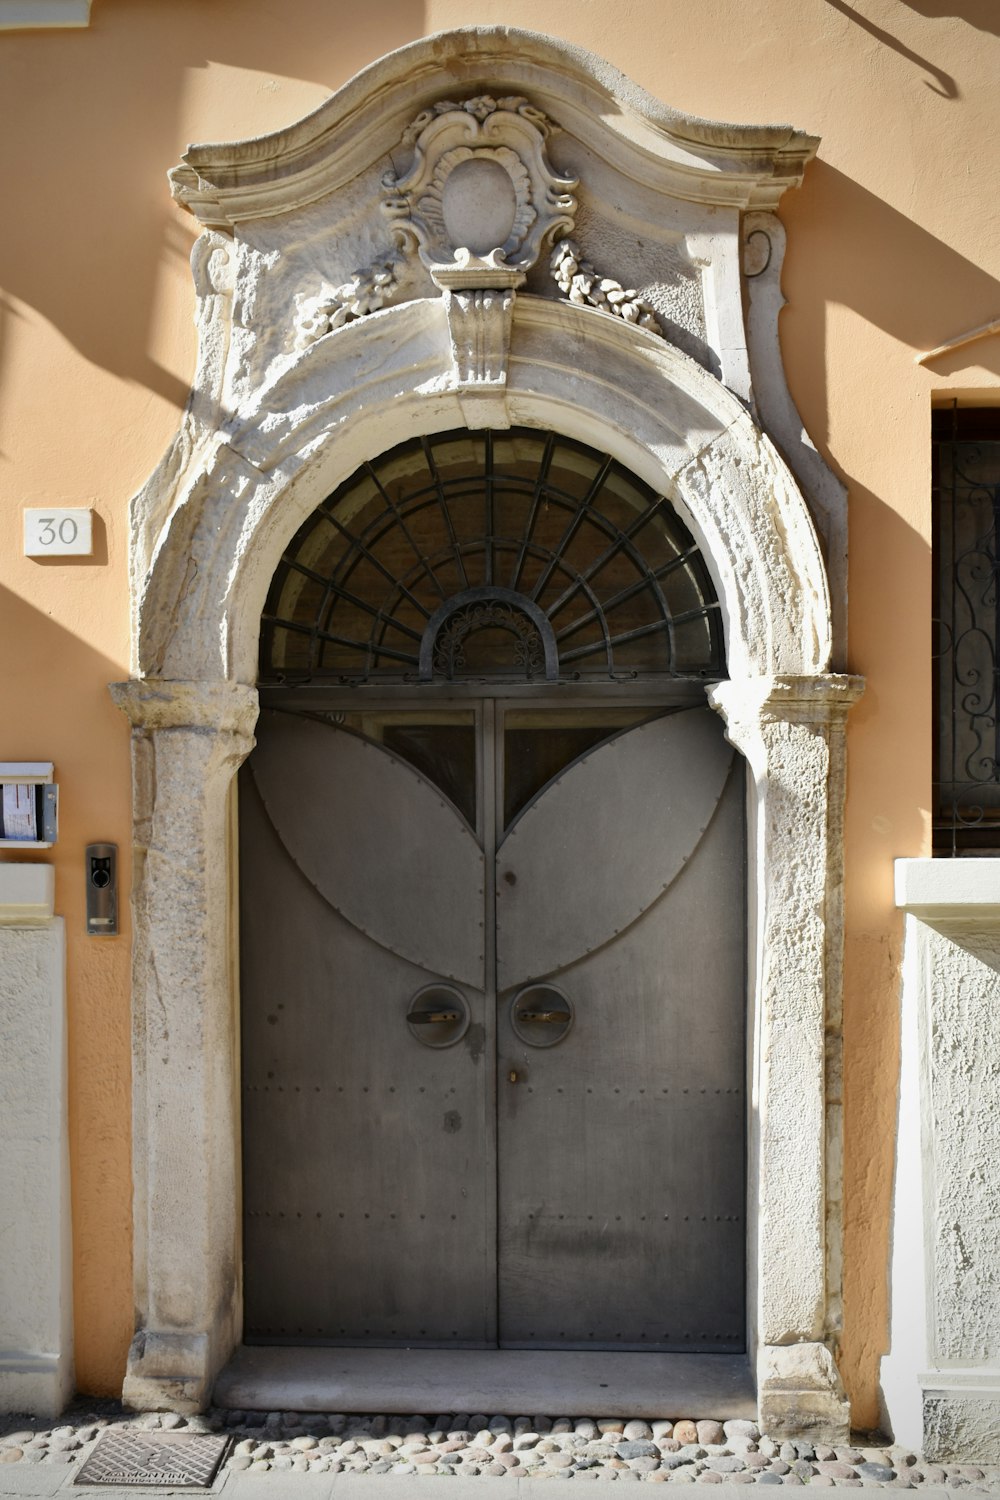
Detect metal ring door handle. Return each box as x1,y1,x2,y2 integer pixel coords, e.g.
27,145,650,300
510,984,574,1047
406,984,470,1048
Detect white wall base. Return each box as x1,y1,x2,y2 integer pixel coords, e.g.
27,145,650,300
880,907,928,1451
0,909,72,1418
888,860,1000,1461
922,1382,1000,1464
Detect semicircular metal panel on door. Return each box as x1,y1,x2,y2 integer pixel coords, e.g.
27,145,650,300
495,706,734,990
250,709,486,987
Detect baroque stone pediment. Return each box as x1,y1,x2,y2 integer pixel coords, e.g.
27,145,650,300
167,31,819,393
159,29,844,648
169,30,817,224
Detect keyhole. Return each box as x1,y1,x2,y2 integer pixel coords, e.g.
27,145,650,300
504,870,517,886
509,1070,518,1084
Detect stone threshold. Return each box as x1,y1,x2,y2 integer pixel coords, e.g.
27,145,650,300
213,1348,756,1420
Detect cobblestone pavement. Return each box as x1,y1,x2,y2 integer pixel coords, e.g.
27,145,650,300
1,1408,999,1489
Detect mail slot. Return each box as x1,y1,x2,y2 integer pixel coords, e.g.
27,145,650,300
0,762,58,848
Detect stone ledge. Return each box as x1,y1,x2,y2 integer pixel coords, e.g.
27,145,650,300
895,857,1000,925
0,1350,73,1423
0,1,91,26
0,863,55,925
213,1347,756,1420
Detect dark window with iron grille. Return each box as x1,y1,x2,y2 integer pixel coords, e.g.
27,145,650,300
933,406,1000,853
259,428,724,687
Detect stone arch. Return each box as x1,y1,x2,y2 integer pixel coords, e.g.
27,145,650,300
114,28,861,1434
136,294,831,687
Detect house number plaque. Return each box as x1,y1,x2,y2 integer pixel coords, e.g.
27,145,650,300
24,507,93,556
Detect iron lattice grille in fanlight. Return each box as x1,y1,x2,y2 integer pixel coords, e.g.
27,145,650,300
259,429,724,685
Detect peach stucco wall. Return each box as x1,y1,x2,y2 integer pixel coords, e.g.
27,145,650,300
2,0,999,1422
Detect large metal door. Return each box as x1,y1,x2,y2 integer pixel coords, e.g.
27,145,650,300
240,700,744,1349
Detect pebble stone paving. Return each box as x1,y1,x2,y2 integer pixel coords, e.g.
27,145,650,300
1,1408,999,1489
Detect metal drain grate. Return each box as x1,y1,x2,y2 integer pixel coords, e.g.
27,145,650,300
75,1429,229,1488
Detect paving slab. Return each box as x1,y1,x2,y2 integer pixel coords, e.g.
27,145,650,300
223,1476,337,1500
0,1475,969,1500
0,1468,72,1498
330,1479,497,1500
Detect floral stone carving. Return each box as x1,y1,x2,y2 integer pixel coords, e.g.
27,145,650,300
292,252,405,350
551,239,662,334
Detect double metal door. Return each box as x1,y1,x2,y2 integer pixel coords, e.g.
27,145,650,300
240,697,745,1350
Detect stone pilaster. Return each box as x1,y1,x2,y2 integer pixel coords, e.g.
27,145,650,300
110,679,258,1412
710,674,862,1442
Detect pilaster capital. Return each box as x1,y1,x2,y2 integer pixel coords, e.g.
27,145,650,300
710,673,864,731
109,678,259,740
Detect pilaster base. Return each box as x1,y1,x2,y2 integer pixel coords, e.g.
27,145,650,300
757,1343,851,1442
123,1331,215,1414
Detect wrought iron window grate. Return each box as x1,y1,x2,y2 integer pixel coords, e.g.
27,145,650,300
260,429,724,685
933,407,1000,854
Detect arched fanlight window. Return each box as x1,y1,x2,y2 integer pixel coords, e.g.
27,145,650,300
259,429,724,684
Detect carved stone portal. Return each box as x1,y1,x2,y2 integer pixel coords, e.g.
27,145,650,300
130,29,855,1434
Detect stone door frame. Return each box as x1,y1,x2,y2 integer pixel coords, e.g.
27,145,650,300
113,296,860,1436
112,31,861,1436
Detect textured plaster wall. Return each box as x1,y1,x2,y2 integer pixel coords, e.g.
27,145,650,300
1,1,999,1416
925,925,1000,1368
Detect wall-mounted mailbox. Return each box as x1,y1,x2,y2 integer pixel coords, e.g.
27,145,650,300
86,842,118,936
0,763,58,848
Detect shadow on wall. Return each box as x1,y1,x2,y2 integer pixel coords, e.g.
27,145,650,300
781,160,1000,454
822,0,959,97
0,0,427,410
898,0,1000,39
825,0,1000,95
